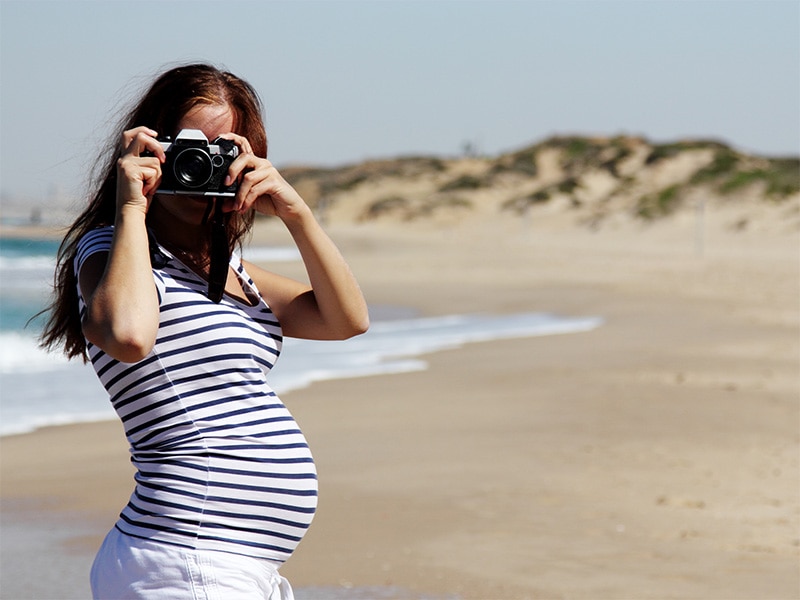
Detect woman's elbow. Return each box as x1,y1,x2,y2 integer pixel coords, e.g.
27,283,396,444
350,314,370,338
82,317,156,363
332,313,370,340
109,336,155,363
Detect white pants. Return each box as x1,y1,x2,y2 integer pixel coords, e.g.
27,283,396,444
90,528,294,600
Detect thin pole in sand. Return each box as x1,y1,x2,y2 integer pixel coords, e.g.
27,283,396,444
695,196,706,258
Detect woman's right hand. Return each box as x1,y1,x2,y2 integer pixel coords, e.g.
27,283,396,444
116,126,166,214
81,126,165,363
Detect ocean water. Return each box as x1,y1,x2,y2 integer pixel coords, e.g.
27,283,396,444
0,235,603,437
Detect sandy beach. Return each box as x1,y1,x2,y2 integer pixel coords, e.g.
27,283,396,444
1,207,798,599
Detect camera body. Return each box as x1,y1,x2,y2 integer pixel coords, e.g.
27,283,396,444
156,129,239,197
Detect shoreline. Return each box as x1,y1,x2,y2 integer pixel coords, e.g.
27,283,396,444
2,216,798,599
0,309,603,439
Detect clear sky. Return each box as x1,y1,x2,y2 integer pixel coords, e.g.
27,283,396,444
1,0,798,201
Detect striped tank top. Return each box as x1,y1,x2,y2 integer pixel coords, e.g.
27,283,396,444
75,226,317,564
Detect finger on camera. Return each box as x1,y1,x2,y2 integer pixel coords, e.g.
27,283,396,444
137,134,166,162
117,156,161,180
224,155,258,187
122,127,155,148
219,132,253,155
128,133,163,163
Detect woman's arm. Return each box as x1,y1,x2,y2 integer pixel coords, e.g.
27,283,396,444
243,206,369,340
222,137,369,340
79,127,165,362
283,207,369,339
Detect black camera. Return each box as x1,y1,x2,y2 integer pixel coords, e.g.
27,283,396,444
156,129,239,197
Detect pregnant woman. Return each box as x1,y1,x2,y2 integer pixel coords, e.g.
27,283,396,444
39,63,369,599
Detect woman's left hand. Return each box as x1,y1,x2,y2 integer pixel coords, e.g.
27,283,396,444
219,133,309,222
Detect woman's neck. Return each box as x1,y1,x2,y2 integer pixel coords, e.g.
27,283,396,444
146,199,211,257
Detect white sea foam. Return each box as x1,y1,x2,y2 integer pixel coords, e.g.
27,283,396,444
0,312,602,436
0,255,55,293
0,255,56,271
0,331,71,373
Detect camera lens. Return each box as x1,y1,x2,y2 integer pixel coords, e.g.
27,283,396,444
173,148,212,188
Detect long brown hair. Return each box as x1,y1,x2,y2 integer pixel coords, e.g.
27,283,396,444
39,63,268,360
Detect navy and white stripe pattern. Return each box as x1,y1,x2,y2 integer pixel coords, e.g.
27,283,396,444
75,227,317,564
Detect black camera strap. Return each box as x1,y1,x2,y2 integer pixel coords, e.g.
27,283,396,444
207,199,231,303
147,228,171,269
